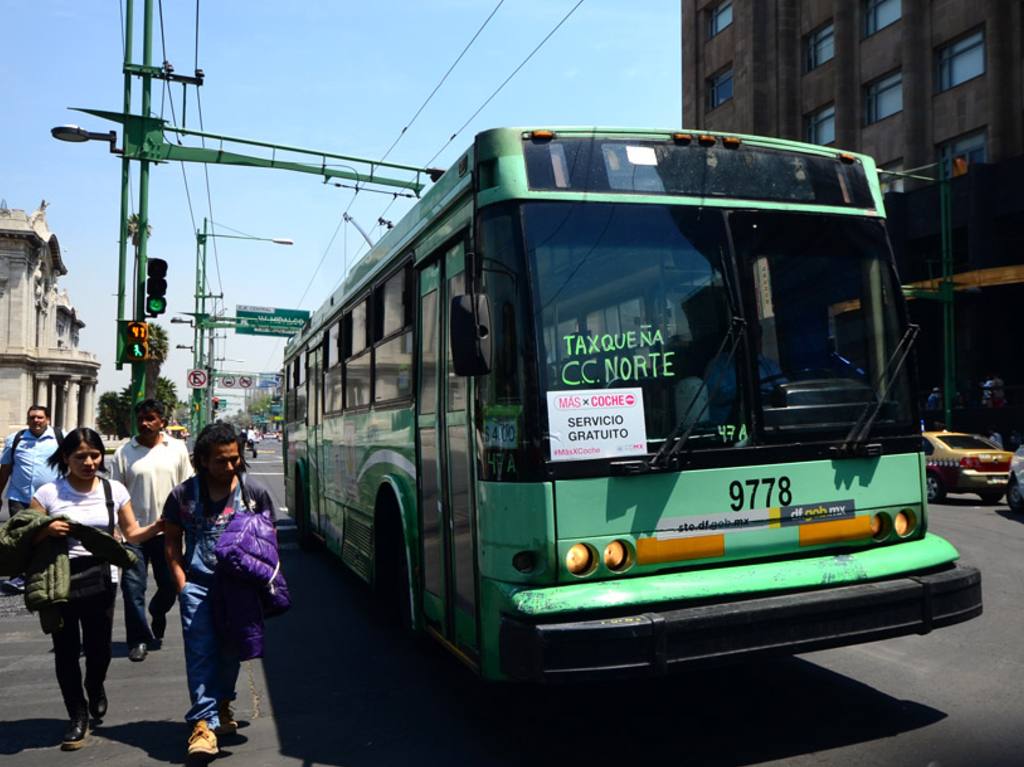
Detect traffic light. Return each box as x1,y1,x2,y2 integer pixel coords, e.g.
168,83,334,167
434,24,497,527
119,320,149,362
146,258,168,317
212,396,221,412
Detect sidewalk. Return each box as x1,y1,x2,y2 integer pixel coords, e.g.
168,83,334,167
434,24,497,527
0,580,278,765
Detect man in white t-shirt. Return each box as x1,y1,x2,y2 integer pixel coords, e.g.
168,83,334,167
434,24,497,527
110,399,193,662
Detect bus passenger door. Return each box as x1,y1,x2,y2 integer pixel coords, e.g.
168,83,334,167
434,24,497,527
416,242,479,658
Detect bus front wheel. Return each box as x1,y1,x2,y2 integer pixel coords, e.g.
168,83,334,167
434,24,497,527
374,492,413,632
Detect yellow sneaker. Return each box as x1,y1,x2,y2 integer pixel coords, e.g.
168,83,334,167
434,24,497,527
187,720,218,756
215,700,238,735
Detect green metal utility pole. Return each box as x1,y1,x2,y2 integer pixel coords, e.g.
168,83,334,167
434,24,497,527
189,220,292,434
938,161,956,429
130,0,155,414
890,161,958,428
58,1,438,432
190,219,210,435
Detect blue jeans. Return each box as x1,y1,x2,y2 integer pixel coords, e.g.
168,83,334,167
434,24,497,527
179,580,239,727
121,536,177,646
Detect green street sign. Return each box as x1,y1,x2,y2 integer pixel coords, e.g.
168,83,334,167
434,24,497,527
235,305,310,337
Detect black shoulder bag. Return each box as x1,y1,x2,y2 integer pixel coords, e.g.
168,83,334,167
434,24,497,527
67,479,117,600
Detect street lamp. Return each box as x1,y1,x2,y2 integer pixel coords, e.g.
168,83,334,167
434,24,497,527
51,125,119,153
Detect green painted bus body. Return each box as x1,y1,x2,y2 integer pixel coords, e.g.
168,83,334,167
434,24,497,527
283,127,976,681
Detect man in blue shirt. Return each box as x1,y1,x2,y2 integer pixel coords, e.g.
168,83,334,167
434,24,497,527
0,405,62,592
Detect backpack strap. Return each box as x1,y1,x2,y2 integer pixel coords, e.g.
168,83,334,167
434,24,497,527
101,478,116,534
9,429,27,455
237,473,254,512
10,427,62,456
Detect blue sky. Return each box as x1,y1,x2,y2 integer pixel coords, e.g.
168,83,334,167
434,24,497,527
2,1,681,403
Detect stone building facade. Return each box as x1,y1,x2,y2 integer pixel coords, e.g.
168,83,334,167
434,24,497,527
682,0,1023,174
0,201,100,433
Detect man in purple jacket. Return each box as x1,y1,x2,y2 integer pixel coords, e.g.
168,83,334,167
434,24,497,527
162,423,274,758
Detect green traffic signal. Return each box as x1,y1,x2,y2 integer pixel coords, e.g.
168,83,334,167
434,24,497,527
146,258,168,317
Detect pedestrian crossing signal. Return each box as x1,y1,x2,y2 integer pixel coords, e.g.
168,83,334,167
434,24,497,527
119,320,149,363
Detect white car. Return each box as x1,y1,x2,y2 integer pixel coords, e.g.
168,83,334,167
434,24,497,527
1008,446,1024,512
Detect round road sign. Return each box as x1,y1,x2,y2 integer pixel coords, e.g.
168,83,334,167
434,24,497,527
187,369,209,389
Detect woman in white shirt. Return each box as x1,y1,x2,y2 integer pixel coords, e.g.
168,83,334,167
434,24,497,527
30,427,162,752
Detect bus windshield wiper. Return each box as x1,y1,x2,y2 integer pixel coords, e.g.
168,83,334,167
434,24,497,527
834,323,919,458
649,316,746,470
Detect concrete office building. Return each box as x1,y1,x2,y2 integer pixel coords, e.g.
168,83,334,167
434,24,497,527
682,0,1024,429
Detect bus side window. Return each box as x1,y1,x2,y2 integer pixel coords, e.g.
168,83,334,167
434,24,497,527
297,349,307,422
373,264,413,403
344,298,371,409
325,321,343,413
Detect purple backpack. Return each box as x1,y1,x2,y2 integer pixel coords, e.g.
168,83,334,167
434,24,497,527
213,481,291,617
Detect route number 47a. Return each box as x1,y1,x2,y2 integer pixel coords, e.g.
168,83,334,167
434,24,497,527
729,476,792,510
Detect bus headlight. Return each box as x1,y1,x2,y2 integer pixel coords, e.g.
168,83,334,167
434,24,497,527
894,509,917,537
565,543,594,576
603,540,630,571
870,512,892,541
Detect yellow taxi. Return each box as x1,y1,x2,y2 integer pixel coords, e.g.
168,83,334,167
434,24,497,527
922,431,1012,504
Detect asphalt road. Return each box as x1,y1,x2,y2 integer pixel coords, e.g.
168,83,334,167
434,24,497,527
1,454,1021,765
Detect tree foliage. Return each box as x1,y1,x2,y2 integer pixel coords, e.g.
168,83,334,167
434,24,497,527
145,323,169,400
96,376,182,438
97,390,132,438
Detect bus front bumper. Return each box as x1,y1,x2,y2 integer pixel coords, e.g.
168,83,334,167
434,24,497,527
498,562,981,682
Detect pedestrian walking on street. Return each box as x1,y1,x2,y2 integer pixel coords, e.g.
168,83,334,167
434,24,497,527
28,427,164,750
163,422,277,758
110,399,193,662
0,405,62,594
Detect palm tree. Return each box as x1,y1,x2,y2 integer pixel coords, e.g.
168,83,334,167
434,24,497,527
144,323,169,399
126,213,151,247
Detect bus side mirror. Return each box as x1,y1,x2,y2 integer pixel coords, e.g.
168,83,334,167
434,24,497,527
450,294,492,376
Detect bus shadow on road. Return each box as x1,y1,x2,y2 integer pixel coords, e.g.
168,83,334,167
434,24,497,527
259,535,947,767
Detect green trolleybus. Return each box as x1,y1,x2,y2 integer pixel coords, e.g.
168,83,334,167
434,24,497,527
282,127,982,681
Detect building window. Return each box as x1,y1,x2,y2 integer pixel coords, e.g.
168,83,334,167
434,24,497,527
936,30,985,92
938,130,987,177
805,23,834,71
805,104,836,145
707,1,733,38
864,71,902,124
707,68,733,110
864,0,900,37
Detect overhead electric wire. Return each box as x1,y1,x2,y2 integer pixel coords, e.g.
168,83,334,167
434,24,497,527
379,0,505,163
424,0,585,168
195,88,225,302
260,195,355,371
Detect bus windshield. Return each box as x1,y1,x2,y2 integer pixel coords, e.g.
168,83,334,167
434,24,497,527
521,203,914,462
524,202,742,452
728,211,914,439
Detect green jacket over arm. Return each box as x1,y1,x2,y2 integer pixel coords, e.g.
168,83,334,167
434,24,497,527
0,509,138,633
